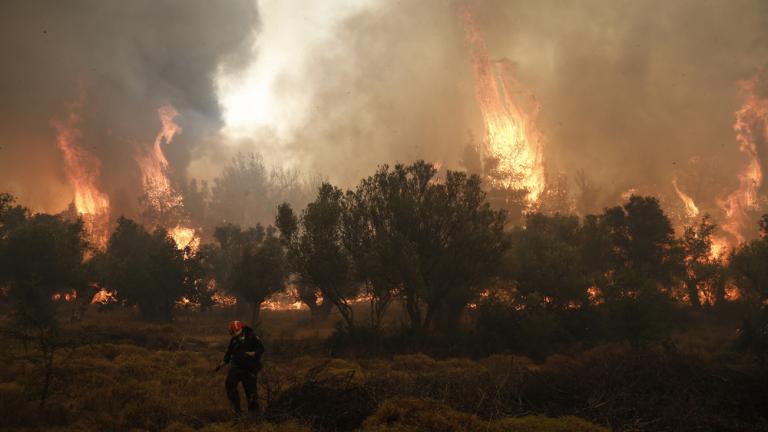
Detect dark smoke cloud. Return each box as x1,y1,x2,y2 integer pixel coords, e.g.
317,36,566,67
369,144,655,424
270,0,768,216
0,0,258,214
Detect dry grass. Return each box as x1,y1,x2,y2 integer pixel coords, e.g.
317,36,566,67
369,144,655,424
0,304,765,431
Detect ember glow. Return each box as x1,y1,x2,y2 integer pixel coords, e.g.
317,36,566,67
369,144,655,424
52,96,111,249
460,3,545,204
51,290,77,302
718,75,768,245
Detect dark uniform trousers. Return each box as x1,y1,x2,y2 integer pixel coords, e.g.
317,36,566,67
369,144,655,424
225,366,258,413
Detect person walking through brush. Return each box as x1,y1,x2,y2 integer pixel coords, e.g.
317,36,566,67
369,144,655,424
216,320,264,417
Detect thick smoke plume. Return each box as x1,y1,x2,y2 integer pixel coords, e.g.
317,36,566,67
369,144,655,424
0,0,258,216
2,0,768,242
255,0,768,223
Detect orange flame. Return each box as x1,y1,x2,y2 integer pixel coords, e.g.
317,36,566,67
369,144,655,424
709,235,730,261
137,105,184,212
136,105,199,250
672,177,700,219
52,96,110,249
91,288,117,304
718,75,768,245
460,3,545,204
169,225,200,252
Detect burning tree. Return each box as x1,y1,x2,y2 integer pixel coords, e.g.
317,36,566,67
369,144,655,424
461,3,546,207
680,215,723,308
93,217,186,321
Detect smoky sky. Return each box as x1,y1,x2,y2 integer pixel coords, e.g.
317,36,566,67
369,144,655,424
2,0,767,227
0,0,258,214
260,0,768,217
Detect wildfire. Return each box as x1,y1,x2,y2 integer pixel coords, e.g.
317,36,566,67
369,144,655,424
137,105,184,212
709,235,730,261
724,283,742,301
52,95,110,249
460,3,545,204
718,74,768,245
51,290,78,302
169,225,200,252
136,104,199,249
91,288,117,304
672,177,700,219
262,291,307,311
212,291,238,307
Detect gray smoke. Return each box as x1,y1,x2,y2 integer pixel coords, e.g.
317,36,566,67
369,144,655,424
255,0,768,217
0,0,258,215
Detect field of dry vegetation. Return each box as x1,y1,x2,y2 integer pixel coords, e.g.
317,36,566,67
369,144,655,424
1,303,766,432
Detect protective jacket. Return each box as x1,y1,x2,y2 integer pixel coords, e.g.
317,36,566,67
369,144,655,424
223,325,264,371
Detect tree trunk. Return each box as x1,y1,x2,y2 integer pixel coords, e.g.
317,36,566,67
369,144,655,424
405,295,421,331
251,301,261,327
686,278,701,308
713,276,726,306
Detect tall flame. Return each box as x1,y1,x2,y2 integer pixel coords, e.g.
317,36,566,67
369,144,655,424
52,96,110,249
136,105,199,250
460,3,545,203
672,177,700,219
718,75,768,245
137,105,184,212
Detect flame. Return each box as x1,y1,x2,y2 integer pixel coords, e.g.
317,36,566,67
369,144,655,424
672,177,700,219
709,235,730,260
460,3,545,204
724,284,741,301
262,292,307,311
169,225,200,252
718,74,768,245
212,291,238,307
91,288,117,304
52,95,110,249
137,105,184,212
620,188,639,202
136,105,200,250
587,286,604,305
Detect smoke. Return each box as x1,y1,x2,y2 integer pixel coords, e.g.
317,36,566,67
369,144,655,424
0,0,258,215
227,0,767,215
2,0,768,236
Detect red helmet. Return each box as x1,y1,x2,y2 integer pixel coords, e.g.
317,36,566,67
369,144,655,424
228,320,244,336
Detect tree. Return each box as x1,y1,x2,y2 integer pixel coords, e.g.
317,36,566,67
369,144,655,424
681,215,722,308
352,162,507,331
209,152,272,227
229,228,287,325
96,217,186,321
591,196,683,346
276,203,332,319
1,212,87,325
278,185,359,329
600,195,683,299
0,199,88,407
183,243,217,310
341,189,398,330
731,214,768,302
504,213,589,309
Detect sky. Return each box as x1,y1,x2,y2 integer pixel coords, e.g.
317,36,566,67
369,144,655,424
1,0,767,229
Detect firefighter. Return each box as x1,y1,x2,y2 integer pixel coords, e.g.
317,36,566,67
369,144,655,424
218,320,264,416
